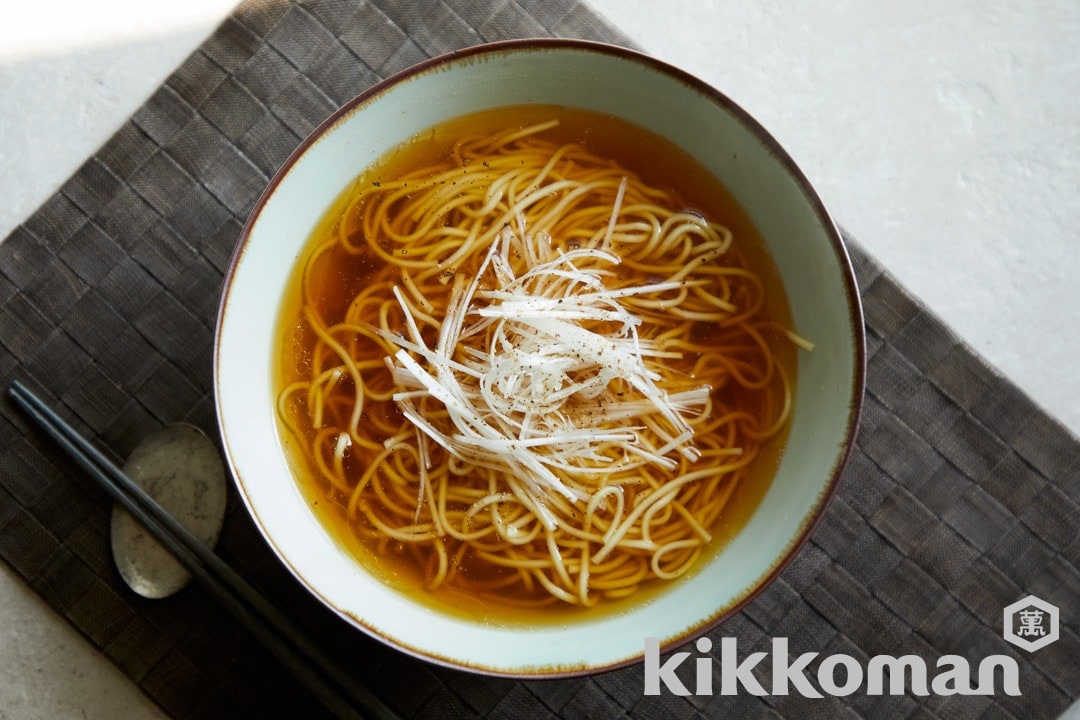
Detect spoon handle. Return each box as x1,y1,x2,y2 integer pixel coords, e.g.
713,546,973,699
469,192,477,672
8,380,399,720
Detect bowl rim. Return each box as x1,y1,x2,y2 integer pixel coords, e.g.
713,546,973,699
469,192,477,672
214,37,866,677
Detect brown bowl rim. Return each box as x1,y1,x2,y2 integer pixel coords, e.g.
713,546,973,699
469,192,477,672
214,37,867,679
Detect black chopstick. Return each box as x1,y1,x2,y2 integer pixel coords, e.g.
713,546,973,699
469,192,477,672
7,381,399,720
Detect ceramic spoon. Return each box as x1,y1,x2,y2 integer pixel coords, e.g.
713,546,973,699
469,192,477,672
110,424,227,599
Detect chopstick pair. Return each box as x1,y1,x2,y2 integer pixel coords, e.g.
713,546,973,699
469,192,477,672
7,380,399,720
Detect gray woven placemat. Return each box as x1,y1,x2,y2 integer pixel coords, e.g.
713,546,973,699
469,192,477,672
1,1,1077,718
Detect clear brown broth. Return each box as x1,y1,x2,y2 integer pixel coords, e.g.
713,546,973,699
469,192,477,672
274,105,796,625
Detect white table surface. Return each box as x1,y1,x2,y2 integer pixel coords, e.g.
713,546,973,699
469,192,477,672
1,1,1077,717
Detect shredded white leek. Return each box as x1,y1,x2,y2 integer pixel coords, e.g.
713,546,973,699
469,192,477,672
379,210,710,518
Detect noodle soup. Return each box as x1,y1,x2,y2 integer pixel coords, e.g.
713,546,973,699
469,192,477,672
274,105,804,623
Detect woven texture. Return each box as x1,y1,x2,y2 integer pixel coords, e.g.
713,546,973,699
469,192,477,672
1,1,1078,717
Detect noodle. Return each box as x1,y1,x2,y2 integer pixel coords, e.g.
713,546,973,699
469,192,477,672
275,108,800,613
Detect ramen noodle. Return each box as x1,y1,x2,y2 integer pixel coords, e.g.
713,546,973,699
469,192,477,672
275,106,807,617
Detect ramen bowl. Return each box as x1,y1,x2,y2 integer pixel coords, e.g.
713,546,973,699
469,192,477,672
215,39,864,676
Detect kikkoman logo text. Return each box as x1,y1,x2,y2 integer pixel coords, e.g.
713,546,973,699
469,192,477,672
645,595,1060,698
644,637,1020,697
